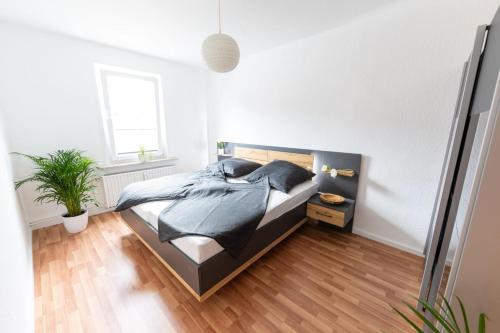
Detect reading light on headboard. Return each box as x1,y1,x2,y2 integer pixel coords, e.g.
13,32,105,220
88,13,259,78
321,164,355,178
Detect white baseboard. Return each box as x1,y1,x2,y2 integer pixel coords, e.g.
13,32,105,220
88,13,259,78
29,207,115,230
352,228,455,265
352,227,424,258
29,215,61,229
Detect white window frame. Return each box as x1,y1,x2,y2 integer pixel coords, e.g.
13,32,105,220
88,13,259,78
94,63,167,163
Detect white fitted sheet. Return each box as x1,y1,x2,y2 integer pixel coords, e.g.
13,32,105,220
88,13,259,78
130,176,318,263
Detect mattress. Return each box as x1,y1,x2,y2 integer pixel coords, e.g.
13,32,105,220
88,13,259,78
131,176,318,264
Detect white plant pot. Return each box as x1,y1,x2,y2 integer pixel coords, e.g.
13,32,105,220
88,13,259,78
62,210,88,233
218,148,224,155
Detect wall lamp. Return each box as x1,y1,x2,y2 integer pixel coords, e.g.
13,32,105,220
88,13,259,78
321,164,355,178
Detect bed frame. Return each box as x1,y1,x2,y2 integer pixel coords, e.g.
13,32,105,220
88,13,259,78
121,142,361,301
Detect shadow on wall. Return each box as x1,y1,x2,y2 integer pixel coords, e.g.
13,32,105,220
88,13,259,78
357,155,395,199
354,155,424,255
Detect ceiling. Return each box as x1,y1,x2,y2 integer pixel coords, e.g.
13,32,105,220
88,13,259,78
0,0,396,66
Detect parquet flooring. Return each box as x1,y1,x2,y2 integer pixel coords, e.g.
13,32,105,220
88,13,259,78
33,212,425,332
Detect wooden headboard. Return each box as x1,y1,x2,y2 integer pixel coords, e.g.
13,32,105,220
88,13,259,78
234,147,314,170
224,142,362,201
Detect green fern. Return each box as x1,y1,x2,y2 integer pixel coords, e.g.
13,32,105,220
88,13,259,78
391,294,487,333
13,150,100,217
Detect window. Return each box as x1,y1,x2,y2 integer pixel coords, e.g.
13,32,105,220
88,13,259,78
95,64,166,161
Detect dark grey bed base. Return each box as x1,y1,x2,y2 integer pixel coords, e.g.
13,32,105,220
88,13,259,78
120,143,361,301
120,202,307,299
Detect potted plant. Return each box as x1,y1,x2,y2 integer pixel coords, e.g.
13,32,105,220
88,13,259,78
392,294,487,333
138,144,147,162
13,150,99,233
217,141,225,155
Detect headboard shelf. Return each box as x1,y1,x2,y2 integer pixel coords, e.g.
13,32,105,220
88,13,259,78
222,142,362,201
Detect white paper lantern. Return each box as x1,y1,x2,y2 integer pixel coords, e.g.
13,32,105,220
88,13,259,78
202,33,240,73
202,0,240,73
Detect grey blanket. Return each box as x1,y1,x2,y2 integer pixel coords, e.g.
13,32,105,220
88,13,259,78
115,166,270,257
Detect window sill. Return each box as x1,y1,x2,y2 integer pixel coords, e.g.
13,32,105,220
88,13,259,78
99,157,178,175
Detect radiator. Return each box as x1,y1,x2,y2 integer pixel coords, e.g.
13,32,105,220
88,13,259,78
102,166,176,208
143,166,175,180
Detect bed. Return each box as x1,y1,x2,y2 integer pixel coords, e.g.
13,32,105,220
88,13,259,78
120,143,361,301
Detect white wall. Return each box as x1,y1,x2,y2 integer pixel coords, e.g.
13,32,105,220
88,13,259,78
206,0,499,254
0,22,209,226
0,112,33,332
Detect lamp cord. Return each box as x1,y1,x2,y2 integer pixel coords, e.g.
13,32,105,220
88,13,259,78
218,0,222,33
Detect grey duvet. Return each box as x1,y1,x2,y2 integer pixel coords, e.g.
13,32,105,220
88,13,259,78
115,166,270,257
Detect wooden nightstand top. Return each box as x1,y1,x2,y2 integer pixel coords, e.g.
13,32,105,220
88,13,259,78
307,193,355,212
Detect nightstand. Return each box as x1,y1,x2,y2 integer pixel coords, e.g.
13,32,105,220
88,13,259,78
307,193,355,231
217,154,232,161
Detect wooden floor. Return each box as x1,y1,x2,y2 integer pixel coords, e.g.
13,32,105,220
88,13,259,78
33,212,426,333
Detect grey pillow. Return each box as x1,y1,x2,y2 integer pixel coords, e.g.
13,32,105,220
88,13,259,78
211,158,262,178
244,160,315,193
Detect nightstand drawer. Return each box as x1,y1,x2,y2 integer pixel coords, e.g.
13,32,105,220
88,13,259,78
307,203,346,227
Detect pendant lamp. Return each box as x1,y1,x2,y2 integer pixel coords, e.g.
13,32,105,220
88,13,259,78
202,0,240,73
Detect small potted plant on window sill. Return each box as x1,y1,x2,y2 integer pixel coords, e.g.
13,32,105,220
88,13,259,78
138,144,147,163
138,144,153,163
13,150,99,233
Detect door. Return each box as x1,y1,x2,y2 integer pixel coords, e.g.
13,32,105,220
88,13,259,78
418,25,488,309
